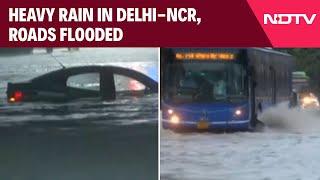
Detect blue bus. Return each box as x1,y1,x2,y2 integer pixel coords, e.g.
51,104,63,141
161,48,294,131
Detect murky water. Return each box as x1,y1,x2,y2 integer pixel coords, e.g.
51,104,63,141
0,48,158,180
161,104,320,180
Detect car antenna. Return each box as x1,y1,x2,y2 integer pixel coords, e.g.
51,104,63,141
50,53,66,69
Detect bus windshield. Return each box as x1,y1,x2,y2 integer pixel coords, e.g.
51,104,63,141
164,62,248,104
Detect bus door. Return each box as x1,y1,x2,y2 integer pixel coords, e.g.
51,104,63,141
270,66,276,104
248,66,256,125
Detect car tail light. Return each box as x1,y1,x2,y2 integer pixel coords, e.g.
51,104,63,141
9,91,24,103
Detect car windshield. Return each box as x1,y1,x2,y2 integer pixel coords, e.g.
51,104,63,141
164,62,248,104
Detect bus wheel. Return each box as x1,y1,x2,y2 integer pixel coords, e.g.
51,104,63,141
255,119,265,132
250,115,265,131
250,114,258,127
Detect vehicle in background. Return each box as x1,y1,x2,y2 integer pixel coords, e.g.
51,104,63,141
45,48,79,53
7,66,158,103
290,71,319,110
0,48,80,56
299,92,320,110
292,91,320,110
292,71,309,90
161,48,294,131
0,48,33,56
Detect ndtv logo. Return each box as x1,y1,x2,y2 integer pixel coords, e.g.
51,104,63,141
264,14,317,25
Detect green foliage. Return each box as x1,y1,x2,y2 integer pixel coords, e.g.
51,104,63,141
277,48,320,92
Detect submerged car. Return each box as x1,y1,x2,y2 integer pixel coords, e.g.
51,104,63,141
7,66,158,103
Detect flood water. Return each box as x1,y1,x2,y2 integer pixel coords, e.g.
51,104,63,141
161,104,320,180
0,48,158,180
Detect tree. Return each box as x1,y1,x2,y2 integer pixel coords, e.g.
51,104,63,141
277,48,320,94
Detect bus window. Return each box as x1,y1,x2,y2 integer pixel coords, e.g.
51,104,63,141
213,72,227,98
165,62,247,104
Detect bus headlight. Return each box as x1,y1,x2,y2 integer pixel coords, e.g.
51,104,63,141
234,109,242,116
170,114,180,124
167,109,174,115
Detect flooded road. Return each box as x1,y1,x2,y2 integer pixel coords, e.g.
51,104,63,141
0,48,158,180
161,104,320,180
